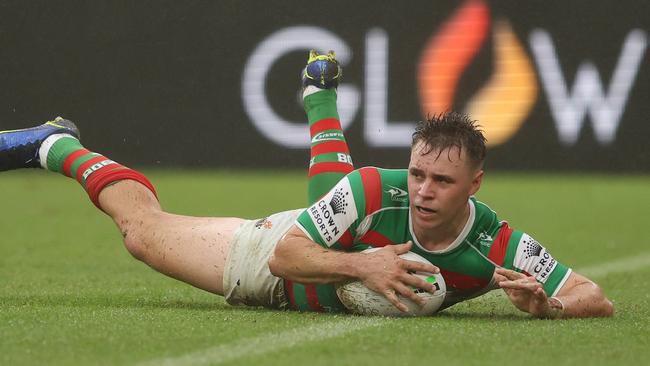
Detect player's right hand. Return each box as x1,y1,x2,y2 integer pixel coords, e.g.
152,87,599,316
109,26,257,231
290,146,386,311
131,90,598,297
357,241,440,312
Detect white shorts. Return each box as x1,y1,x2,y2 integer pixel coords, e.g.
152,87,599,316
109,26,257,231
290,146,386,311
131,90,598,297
222,209,303,309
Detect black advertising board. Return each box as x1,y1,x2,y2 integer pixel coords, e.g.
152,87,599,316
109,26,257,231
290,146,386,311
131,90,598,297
0,0,648,171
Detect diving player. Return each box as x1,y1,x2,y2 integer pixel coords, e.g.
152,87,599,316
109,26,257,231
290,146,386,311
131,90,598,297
0,51,613,318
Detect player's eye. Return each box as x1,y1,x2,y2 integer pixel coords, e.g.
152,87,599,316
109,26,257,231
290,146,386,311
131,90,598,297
409,169,423,180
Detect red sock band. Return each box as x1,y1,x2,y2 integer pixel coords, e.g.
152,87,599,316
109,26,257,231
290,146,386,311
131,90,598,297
84,167,158,209
62,149,91,177
309,118,342,136
308,162,354,177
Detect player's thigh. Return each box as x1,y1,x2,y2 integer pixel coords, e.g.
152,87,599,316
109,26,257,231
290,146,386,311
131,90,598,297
136,212,245,296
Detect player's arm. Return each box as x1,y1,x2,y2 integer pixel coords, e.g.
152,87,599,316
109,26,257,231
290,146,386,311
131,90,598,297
552,271,613,317
269,225,438,312
491,229,613,318
270,225,364,284
494,268,613,318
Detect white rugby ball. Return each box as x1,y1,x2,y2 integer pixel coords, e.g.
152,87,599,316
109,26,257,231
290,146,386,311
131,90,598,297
335,248,446,316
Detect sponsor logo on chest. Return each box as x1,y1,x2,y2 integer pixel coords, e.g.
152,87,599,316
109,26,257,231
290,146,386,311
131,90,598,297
477,232,494,247
384,184,408,202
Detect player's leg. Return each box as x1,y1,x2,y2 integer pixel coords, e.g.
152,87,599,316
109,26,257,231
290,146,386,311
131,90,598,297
302,50,355,202
99,181,243,294
0,119,242,295
284,51,355,312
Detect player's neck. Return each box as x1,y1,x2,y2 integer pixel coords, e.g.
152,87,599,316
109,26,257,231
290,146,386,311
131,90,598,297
417,202,470,251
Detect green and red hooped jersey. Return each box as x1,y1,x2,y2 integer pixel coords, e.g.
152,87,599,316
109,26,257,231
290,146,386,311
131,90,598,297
289,167,572,312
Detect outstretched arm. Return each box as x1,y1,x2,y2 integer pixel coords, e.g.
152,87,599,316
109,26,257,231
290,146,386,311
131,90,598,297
494,268,614,318
269,225,440,312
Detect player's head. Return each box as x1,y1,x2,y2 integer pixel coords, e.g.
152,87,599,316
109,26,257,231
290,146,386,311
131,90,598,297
407,112,486,239
411,112,486,170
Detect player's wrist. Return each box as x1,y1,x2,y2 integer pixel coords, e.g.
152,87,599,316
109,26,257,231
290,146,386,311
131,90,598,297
348,250,389,283
337,251,367,281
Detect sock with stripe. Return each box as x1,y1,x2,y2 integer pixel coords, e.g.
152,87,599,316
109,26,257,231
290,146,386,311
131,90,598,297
38,134,157,209
303,88,354,203
282,87,353,313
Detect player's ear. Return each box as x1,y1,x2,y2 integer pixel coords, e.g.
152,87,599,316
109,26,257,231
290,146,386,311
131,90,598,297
469,169,483,195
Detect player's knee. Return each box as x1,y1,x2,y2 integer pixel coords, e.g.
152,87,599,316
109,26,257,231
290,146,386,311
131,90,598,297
120,223,147,261
122,233,146,261
116,213,158,262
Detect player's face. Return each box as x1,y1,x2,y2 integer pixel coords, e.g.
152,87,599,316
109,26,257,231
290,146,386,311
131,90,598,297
407,141,483,241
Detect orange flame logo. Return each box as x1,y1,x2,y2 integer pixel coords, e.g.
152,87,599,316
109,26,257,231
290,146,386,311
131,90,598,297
418,0,538,147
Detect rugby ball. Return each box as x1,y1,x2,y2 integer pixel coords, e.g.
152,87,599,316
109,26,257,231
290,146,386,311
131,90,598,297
335,248,446,316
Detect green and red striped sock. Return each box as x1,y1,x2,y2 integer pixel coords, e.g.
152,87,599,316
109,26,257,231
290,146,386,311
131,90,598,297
304,88,354,203
283,88,353,313
39,134,157,208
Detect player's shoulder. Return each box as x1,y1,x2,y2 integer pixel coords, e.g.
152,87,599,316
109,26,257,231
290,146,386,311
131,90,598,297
376,167,408,183
469,196,501,232
346,166,409,210
462,197,503,256
470,196,499,218
349,166,407,185
375,168,409,206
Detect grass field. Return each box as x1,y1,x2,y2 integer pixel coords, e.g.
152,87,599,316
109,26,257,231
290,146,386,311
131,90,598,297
1,170,649,366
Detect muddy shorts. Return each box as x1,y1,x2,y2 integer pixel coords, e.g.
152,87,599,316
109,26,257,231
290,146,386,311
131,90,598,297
222,209,303,309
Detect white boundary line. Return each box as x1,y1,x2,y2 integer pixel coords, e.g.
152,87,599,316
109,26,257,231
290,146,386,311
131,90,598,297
578,252,650,279
136,317,386,366
483,251,650,301
136,252,650,366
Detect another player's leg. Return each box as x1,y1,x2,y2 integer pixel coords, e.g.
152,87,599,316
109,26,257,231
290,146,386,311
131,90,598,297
0,119,243,295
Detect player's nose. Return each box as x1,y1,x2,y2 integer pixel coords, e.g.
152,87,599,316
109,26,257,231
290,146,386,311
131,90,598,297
417,179,435,198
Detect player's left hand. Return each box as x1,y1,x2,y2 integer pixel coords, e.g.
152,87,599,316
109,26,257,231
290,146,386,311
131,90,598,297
493,268,554,318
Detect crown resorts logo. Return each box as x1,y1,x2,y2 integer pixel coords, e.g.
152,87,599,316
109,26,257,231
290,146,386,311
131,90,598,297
521,236,543,259
418,0,538,147
329,187,350,215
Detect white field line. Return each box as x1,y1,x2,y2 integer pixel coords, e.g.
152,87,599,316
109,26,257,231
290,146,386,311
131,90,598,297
482,251,650,301
578,252,650,279
136,252,650,366
135,317,386,366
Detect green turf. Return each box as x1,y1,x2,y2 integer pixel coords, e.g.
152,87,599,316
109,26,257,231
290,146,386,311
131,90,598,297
1,170,649,366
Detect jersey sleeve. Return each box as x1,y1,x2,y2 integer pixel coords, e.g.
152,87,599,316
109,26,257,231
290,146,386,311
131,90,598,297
295,167,383,250
501,231,573,296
